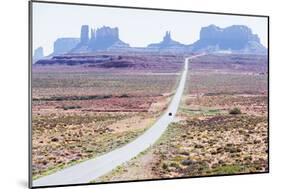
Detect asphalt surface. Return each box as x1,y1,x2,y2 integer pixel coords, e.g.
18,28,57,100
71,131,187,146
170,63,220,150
33,56,198,187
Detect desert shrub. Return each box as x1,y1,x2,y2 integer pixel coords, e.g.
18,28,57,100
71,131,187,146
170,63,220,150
120,94,129,98
170,162,180,168
212,164,243,174
229,107,241,115
181,159,195,166
162,163,168,170
62,105,82,110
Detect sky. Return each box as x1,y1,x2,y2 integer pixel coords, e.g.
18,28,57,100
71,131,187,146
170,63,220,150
32,2,268,55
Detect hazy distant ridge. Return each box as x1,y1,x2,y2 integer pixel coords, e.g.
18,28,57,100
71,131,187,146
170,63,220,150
34,24,267,59
189,24,267,53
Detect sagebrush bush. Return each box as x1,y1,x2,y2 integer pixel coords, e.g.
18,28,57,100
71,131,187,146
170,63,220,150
229,107,241,115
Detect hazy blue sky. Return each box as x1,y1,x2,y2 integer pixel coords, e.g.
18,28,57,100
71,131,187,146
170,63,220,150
33,2,268,55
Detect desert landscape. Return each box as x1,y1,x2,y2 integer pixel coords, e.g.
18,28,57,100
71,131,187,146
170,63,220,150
32,53,184,179
32,52,268,182
96,53,268,182
31,10,268,186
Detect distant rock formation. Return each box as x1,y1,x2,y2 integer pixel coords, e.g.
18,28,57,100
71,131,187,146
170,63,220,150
46,24,266,55
147,31,187,52
53,38,79,55
71,25,129,53
190,25,266,53
89,26,129,51
70,25,90,53
33,47,44,63
80,25,89,44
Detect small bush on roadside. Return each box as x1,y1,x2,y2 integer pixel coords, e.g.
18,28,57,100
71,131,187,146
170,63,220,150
229,107,241,115
162,163,168,170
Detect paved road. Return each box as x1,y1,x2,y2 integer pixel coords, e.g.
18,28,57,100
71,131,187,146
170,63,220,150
33,55,200,187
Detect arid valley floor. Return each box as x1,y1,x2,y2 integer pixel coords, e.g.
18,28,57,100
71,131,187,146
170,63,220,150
32,53,268,182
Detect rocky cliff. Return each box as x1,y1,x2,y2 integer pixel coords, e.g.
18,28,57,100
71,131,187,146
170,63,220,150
70,25,90,53
70,25,129,53
47,24,266,55
147,31,187,52
89,26,129,51
33,47,44,63
190,25,266,53
53,38,79,55
80,25,89,44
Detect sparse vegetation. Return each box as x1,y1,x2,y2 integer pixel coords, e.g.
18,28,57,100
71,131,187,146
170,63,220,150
94,54,268,182
32,53,268,182
62,105,82,110
32,53,180,179
229,107,241,115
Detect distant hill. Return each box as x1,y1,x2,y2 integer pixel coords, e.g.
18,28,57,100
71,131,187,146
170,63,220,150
147,31,187,53
189,25,267,54
89,26,130,51
33,47,44,63
70,25,130,53
35,24,267,59
53,38,79,55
